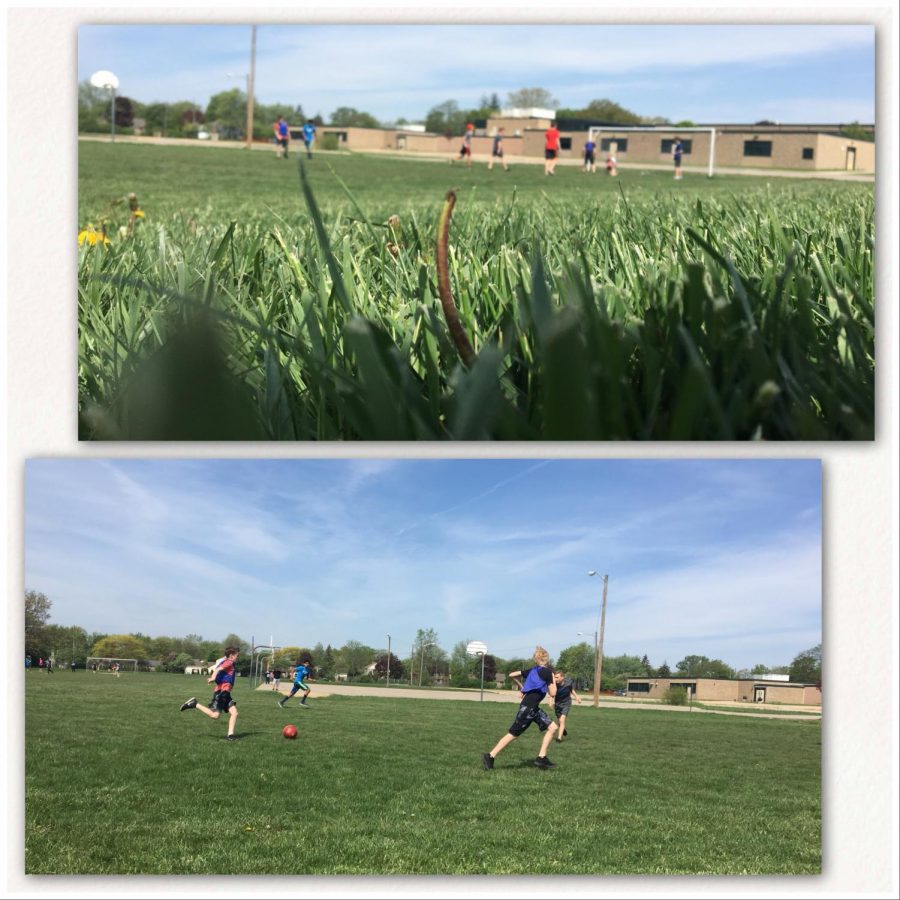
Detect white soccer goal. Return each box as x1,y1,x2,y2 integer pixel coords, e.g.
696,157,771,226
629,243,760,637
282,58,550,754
86,657,138,674
588,125,718,177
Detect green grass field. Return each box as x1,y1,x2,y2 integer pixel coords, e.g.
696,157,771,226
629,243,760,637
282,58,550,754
25,671,821,875
77,141,874,441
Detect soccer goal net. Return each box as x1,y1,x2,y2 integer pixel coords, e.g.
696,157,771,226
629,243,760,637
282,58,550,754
86,657,138,673
587,125,718,177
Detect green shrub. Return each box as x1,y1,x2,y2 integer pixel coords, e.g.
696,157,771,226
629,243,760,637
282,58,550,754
319,133,340,151
664,686,689,706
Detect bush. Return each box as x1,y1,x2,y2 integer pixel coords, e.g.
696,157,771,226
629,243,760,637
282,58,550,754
664,686,688,706
319,133,340,151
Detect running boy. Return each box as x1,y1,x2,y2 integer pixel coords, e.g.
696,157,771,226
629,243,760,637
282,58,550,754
273,115,290,158
180,646,239,741
583,137,597,173
672,137,684,180
455,123,474,167
550,670,582,742
302,120,317,159
488,128,509,171
278,657,313,708
544,122,561,175
482,646,558,770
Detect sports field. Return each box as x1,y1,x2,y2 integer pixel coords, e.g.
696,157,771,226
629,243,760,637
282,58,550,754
78,141,874,440
24,671,821,875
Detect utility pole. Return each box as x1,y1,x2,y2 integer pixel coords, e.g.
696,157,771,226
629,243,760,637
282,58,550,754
590,573,609,708
386,634,391,689
246,25,257,149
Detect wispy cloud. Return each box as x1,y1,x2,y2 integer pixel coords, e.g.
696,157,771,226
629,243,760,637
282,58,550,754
25,459,821,670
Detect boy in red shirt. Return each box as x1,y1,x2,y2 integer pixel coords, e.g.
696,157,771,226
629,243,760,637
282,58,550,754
544,123,561,175
180,646,240,742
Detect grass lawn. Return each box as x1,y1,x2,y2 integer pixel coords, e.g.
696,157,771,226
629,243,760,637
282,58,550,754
25,671,821,875
77,141,874,441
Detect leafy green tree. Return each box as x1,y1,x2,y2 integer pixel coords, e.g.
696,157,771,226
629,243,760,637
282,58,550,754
750,663,770,675
329,106,380,128
840,122,874,142
657,661,672,677
506,87,559,109
90,634,149,661
171,652,194,671
425,100,464,135
675,654,735,679
674,119,696,128
206,88,248,135
25,590,52,658
338,641,374,677
555,642,594,688
789,644,822,683
42,624,89,665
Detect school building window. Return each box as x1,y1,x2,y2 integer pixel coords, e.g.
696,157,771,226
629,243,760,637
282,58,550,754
560,137,572,151
627,682,650,693
802,147,814,160
744,140,773,157
661,139,692,154
601,138,628,153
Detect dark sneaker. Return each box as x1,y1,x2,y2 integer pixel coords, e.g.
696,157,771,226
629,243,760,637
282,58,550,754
180,697,197,711
226,735,238,742
277,698,286,708
482,752,494,771
533,756,557,769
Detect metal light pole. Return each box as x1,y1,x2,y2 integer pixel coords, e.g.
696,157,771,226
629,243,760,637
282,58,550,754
577,631,598,692
90,70,119,143
386,634,391,689
588,571,609,708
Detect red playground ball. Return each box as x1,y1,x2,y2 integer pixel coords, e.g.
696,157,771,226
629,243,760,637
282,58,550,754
282,724,298,740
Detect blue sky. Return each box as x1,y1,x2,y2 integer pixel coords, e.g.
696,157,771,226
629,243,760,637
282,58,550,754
25,459,821,670
77,23,874,124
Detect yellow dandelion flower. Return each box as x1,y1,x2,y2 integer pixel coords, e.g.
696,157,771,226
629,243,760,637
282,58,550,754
133,210,145,218
78,228,110,247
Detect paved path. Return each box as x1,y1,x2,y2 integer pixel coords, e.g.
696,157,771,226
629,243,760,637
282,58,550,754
260,682,820,720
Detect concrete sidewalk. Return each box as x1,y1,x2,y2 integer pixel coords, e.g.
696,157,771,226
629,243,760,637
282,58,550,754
262,681,820,720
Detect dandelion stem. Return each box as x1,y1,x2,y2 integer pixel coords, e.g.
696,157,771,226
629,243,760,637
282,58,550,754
435,190,476,368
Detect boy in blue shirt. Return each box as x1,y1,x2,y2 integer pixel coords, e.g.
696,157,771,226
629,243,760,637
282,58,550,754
302,121,317,159
279,657,313,708
482,646,558,770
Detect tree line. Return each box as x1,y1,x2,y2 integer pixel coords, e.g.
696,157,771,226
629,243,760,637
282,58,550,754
26,590,821,686
77,83,678,141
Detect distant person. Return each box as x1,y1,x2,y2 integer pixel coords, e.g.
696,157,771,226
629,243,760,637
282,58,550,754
46,657,53,674
273,115,290,158
302,120,317,159
278,657,313,708
180,646,240,742
482,646,559,770
544,122,561,175
70,661,77,672
605,153,617,176
550,670,582,742
25,655,31,669
272,667,283,692
454,122,474,167
583,137,597,173
672,137,684,180
487,127,509,171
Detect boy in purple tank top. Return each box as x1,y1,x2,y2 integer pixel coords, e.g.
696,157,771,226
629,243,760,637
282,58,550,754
481,646,559,770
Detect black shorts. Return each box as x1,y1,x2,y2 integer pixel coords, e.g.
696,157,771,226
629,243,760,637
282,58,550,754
674,156,682,166
545,148,558,160
508,701,553,736
554,702,572,718
492,147,503,158
584,151,595,163
459,144,471,157
213,690,235,712
278,138,288,149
